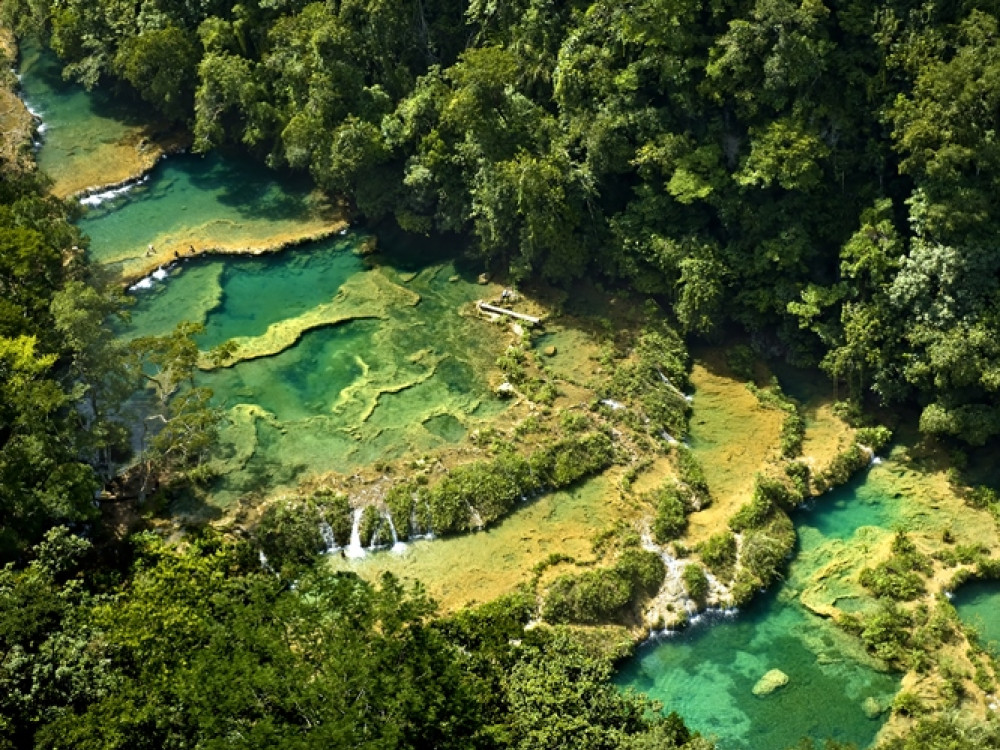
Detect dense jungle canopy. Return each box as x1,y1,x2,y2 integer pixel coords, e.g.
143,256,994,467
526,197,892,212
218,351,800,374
7,0,1000,445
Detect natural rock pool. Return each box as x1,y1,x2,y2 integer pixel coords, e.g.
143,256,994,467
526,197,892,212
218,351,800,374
123,231,505,506
953,580,1000,656
616,469,904,750
20,42,505,508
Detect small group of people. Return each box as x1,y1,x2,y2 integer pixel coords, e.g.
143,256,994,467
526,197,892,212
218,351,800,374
145,243,198,258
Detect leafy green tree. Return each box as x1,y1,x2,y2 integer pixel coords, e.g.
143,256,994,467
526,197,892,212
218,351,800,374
113,26,198,121
131,323,220,493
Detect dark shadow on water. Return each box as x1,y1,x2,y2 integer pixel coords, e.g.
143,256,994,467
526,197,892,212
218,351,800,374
184,150,322,222
370,220,479,278
161,484,225,525
20,39,160,130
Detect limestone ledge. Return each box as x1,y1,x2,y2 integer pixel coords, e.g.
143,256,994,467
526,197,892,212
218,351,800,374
332,348,444,430
60,130,191,201
118,217,349,286
199,269,420,370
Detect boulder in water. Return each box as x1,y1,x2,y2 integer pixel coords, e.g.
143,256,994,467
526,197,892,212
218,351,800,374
356,236,378,255
752,669,789,696
861,696,884,719
543,345,557,357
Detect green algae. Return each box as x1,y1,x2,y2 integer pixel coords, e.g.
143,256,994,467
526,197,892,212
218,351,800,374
422,413,467,443
200,269,420,369
685,358,785,544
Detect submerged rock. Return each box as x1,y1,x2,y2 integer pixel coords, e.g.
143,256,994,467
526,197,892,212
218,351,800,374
752,669,790,696
861,696,884,719
543,345,557,357
356,236,378,255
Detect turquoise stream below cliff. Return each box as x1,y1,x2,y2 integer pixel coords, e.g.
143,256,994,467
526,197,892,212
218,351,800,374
616,470,904,750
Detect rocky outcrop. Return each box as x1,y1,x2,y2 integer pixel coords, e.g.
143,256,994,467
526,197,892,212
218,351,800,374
752,669,789,696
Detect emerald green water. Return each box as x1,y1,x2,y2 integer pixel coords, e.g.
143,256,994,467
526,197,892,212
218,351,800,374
122,232,503,504
617,470,902,750
18,38,499,503
953,581,1000,655
77,152,335,274
17,38,148,194
123,235,363,346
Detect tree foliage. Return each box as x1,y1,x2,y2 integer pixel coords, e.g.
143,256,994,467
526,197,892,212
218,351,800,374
0,530,709,749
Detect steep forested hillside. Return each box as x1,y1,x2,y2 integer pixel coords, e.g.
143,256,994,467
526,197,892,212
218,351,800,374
0,169,121,561
6,0,1000,445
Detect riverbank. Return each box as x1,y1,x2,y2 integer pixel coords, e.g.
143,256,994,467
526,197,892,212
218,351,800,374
0,30,36,172
15,37,190,199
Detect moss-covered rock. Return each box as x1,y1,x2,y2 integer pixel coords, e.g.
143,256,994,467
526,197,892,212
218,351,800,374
752,668,789,696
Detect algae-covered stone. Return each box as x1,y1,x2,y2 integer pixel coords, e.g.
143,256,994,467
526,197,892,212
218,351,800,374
357,235,378,255
543,345,557,357
752,669,789,696
861,696,884,719
496,382,516,398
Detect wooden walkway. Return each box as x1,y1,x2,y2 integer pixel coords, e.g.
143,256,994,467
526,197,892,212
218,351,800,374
477,301,541,325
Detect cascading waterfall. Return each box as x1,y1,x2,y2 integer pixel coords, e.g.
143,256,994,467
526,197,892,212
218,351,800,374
258,550,273,572
345,507,366,559
410,504,420,537
386,514,408,554
367,519,381,551
318,521,338,554
78,175,148,207
468,504,484,531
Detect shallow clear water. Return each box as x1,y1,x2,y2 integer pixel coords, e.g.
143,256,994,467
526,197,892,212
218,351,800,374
616,471,902,750
798,471,903,542
125,236,364,347
953,580,1000,655
17,39,148,196
18,33,505,507
120,227,503,504
77,152,336,274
